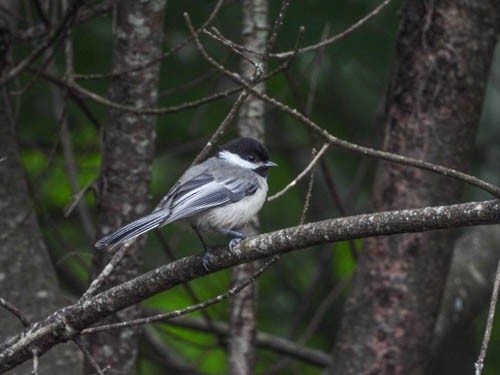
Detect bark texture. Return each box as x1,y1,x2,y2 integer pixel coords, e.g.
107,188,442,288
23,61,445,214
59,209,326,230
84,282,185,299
330,1,500,374
0,199,499,372
429,226,500,374
228,0,269,373
86,1,165,373
0,4,82,374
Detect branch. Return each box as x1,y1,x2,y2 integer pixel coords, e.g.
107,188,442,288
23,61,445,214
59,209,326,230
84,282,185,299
0,0,83,86
272,0,392,59
0,199,499,372
185,19,500,198
164,316,331,367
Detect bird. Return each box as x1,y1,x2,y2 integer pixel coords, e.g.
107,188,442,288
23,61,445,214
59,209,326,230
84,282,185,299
95,137,277,269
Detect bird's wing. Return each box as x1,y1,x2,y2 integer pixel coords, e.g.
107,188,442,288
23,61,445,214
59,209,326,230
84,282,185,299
159,171,257,224
94,170,257,249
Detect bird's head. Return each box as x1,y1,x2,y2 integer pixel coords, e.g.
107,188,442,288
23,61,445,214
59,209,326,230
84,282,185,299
218,137,278,176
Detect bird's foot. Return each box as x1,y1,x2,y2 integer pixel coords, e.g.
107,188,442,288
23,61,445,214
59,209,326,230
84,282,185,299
202,248,213,271
224,230,247,253
229,238,242,252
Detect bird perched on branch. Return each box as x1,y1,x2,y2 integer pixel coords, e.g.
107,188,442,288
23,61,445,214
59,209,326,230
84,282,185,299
95,137,277,269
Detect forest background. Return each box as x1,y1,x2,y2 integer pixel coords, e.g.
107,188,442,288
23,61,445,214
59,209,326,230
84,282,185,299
0,0,499,374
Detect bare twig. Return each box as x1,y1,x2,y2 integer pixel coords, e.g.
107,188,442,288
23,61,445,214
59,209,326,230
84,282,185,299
0,298,30,328
31,349,39,375
300,276,351,343
204,0,392,61
39,68,244,114
190,89,256,165
474,257,500,375
189,22,305,164
159,67,219,98
72,337,106,375
273,0,392,59
0,0,83,86
32,0,50,27
164,315,331,367
40,17,89,240
14,1,113,42
154,232,225,347
186,30,500,198
299,148,318,225
305,23,330,116
269,143,330,201
263,0,291,58
80,256,280,334
80,242,133,301
189,22,304,165
73,0,225,81
64,180,96,218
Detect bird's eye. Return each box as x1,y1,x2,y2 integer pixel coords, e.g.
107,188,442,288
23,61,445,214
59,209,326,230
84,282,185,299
247,154,256,162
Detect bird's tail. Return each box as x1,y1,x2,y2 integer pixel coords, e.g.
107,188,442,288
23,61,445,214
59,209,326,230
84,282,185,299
95,210,168,249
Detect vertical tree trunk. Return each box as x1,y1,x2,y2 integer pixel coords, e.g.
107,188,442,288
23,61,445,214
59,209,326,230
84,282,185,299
330,1,499,374
0,3,82,374
228,0,268,373
86,1,165,373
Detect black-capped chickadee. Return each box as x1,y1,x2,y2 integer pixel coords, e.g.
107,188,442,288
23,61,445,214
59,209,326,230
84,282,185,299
95,137,277,268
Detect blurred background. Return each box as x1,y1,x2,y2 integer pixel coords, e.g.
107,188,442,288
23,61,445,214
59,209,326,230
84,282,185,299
2,0,500,374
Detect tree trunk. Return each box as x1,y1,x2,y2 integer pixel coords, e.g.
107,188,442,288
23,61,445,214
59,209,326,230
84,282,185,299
0,3,82,374
330,1,500,374
228,0,269,373
85,1,165,373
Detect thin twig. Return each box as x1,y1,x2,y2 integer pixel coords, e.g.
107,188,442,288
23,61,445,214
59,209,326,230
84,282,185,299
299,148,317,225
204,0,392,61
33,47,296,117
190,21,305,164
79,242,133,300
300,275,351,343
269,143,330,201
263,0,291,59
80,256,280,335
206,28,258,67
64,180,96,217
163,315,331,367
190,90,255,165
0,298,31,327
305,23,330,116
0,0,83,86
73,0,225,81
154,232,226,347
187,32,500,198
32,349,39,375
33,0,50,27
159,67,219,98
73,337,106,375
474,257,500,375
273,0,392,59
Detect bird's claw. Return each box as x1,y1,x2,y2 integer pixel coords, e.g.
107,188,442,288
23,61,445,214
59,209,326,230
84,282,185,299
229,238,242,253
202,250,212,271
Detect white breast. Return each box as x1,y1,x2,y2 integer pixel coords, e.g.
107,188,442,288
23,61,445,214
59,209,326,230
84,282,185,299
192,177,268,233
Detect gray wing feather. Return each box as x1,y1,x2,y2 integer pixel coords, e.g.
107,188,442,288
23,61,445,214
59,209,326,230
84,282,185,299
94,210,167,249
163,175,257,224
95,163,258,249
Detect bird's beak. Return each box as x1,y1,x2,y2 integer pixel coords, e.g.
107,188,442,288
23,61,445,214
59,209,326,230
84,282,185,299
264,160,278,168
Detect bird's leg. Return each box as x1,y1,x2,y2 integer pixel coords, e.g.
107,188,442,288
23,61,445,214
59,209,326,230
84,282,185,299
191,225,212,271
223,229,247,253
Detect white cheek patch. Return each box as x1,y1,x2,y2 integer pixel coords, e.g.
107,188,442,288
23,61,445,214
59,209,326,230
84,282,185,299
218,150,258,169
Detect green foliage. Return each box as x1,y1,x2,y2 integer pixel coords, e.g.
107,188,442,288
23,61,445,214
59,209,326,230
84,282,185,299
14,0,400,372
14,0,500,374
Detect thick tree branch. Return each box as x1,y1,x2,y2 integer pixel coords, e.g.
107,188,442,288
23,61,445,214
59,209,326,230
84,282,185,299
0,199,499,372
